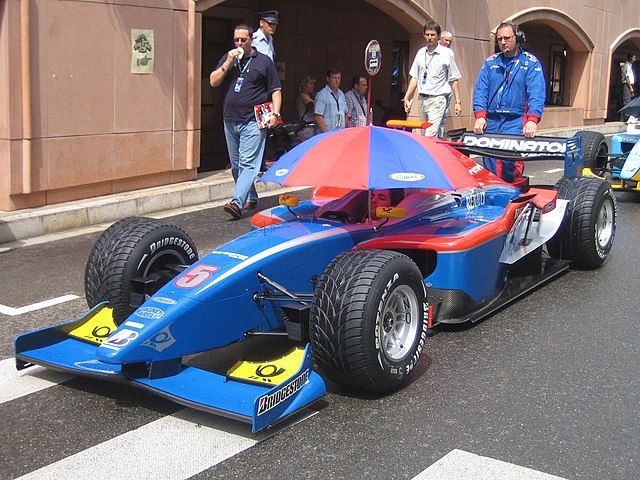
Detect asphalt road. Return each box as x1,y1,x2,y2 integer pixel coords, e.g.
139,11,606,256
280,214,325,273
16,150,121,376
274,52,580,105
1,161,639,480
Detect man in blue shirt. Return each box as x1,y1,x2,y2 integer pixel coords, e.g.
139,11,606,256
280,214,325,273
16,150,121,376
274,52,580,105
314,68,349,132
252,10,279,61
473,21,546,183
210,24,282,219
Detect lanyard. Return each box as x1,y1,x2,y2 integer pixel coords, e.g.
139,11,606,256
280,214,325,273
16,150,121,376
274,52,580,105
236,56,253,77
331,91,341,112
423,48,438,75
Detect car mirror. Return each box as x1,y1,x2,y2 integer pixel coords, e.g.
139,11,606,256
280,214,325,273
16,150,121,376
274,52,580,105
279,194,299,207
376,206,406,219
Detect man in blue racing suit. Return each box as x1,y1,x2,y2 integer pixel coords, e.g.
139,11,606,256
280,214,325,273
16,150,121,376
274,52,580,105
472,22,546,183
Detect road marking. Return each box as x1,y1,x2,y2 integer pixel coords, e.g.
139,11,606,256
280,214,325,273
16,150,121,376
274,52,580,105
0,358,74,404
412,449,567,480
16,407,316,480
545,168,564,173
0,294,79,316
16,409,257,479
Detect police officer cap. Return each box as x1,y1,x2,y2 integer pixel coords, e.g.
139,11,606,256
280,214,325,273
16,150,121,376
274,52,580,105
259,10,280,24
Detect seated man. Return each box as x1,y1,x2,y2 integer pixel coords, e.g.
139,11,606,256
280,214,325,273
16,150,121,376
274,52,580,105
367,189,405,221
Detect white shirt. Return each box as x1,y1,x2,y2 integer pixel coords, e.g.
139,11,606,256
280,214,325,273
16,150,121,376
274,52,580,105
252,28,275,61
409,44,461,96
622,61,635,85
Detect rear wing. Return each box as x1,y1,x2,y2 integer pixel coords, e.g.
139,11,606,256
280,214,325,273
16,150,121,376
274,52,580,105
446,129,584,177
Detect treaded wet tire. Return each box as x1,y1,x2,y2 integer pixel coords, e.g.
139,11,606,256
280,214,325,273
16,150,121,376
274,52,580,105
84,218,198,323
310,249,428,393
577,130,608,176
85,217,159,308
547,176,616,269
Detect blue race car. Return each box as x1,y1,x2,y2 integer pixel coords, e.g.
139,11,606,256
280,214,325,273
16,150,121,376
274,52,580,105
15,127,617,432
581,122,640,191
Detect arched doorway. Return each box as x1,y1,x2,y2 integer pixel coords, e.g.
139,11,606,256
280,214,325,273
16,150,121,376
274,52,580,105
498,9,594,128
608,30,640,121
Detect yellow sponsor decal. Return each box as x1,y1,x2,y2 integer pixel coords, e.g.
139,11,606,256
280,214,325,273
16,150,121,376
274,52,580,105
227,347,305,386
69,307,118,345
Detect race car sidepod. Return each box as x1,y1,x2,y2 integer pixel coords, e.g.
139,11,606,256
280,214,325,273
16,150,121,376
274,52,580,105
15,303,326,432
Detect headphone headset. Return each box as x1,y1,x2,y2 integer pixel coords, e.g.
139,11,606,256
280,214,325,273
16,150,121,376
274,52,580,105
496,21,526,46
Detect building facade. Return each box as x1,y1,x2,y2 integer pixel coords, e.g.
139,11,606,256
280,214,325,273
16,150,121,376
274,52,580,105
1,0,639,211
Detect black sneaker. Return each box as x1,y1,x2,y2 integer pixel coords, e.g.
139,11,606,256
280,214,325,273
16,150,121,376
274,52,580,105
224,202,242,219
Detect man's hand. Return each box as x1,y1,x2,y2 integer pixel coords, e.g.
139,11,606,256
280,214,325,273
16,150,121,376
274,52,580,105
522,120,537,138
473,117,487,135
454,102,462,117
266,114,279,129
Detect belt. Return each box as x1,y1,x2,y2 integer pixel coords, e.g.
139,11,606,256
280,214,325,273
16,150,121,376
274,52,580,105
419,93,445,98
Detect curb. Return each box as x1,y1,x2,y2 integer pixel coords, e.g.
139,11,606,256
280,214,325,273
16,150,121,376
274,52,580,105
0,123,627,246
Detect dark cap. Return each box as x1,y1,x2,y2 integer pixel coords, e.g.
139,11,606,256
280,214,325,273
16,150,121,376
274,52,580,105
258,10,280,24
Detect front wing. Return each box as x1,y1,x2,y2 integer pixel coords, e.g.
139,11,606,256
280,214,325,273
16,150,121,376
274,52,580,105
15,304,326,432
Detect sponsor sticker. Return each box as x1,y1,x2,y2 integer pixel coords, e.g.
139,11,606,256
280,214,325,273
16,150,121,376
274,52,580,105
69,307,118,345
103,329,139,349
256,369,310,416
142,325,176,352
152,297,177,305
134,306,164,319
227,348,305,386
124,320,145,329
389,172,426,182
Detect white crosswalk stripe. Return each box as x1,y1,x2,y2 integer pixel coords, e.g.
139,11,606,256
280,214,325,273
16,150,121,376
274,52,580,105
412,449,568,480
0,357,74,404
16,409,259,480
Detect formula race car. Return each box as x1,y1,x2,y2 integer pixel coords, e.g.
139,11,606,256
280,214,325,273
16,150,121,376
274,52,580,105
15,125,617,432
580,120,640,192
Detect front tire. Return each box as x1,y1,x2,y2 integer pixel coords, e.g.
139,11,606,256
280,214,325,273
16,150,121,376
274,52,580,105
310,249,428,393
85,218,198,323
577,130,608,177
547,176,616,269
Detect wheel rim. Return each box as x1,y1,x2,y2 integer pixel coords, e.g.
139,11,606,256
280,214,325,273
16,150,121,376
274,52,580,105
378,285,420,362
596,196,615,250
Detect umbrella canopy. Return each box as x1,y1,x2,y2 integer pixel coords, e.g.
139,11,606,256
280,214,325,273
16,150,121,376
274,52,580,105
619,96,640,118
259,125,480,191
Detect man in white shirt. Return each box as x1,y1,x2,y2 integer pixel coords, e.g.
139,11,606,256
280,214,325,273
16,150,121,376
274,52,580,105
403,21,462,136
621,52,637,120
252,10,279,61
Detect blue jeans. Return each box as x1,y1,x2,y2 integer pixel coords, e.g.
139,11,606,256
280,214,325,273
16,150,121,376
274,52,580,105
223,120,266,210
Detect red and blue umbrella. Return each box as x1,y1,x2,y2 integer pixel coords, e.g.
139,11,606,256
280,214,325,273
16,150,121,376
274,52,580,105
259,125,480,191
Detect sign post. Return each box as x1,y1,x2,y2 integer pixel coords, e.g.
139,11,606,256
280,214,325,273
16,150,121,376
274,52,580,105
364,40,381,125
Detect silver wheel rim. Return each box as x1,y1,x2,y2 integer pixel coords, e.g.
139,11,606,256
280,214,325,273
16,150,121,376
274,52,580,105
596,197,614,250
378,285,420,361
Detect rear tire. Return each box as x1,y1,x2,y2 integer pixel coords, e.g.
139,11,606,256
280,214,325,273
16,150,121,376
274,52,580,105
547,176,616,269
577,130,608,176
310,249,427,393
85,218,198,323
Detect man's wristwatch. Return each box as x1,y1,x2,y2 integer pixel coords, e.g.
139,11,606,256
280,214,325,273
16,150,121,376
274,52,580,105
273,112,281,119
455,100,462,104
